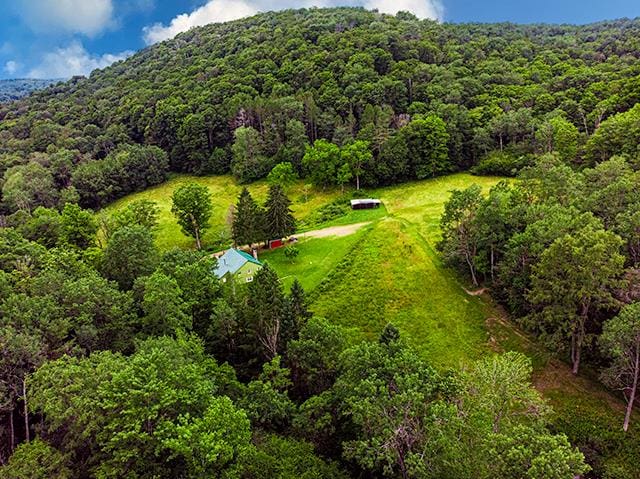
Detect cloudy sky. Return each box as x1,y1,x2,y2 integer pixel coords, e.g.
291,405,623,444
0,0,639,79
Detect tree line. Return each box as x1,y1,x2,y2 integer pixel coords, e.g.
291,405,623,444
439,154,640,434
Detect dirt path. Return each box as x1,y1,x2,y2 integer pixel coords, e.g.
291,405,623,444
210,222,372,257
300,222,371,239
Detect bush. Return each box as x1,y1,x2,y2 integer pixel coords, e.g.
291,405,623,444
284,245,299,262
310,201,348,225
471,150,532,176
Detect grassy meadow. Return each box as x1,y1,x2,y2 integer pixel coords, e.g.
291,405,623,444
107,172,640,472
309,218,491,367
105,175,345,250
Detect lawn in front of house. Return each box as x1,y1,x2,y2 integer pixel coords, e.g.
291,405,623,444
259,226,370,292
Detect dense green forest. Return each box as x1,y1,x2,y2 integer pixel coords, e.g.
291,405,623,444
0,80,58,104
0,198,590,478
2,6,640,479
2,8,640,212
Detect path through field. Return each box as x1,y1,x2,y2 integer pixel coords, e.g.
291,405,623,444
300,222,372,239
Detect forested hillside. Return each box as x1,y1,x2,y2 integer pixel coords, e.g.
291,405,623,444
2,8,640,213
3,7,640,478
0,79,58,104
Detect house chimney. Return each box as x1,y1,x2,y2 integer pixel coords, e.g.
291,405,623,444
252,248,258,260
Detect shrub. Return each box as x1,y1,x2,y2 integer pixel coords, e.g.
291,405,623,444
471,150,532,176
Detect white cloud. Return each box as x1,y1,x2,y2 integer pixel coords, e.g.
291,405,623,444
143,0,258,45
4,61,20,76
143,0,442,45
364,0,443,20
28,41,133,79
17,0,114,36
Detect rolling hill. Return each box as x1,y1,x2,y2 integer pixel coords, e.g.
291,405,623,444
2,8,640,214
2,7,640,477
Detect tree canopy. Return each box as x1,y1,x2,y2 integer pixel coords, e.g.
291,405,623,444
3,8,640,213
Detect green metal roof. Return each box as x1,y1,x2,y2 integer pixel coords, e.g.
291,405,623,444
213,248,263,278
236,249,263,266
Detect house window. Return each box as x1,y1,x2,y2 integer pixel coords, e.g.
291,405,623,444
246,276,253,282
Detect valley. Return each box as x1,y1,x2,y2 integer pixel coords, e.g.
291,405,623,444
2,6,640,477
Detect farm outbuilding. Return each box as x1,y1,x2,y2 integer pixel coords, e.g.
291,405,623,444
268,238,284,249
350,198,382,210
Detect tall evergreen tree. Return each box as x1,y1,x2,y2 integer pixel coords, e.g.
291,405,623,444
289,279,312,326
232,187,264,247
246,263,287,361
282,279,312,348
264,185,296,240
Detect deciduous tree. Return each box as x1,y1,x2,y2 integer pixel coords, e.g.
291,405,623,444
171,183,212,250
101,225,158,290
341,140,372,190
528,225,625,374
600,302,640,432
438,184,483,285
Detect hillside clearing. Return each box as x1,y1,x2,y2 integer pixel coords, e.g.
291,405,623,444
110,172,640,474
105,175,345,250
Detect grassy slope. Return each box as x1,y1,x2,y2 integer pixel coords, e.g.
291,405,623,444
105,175,344,250
309,174,504,367
310,218,490,368
110,172,640,475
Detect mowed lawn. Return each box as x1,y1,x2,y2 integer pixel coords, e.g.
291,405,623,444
310,218,491,368
260,228,369,292
104,175,344,250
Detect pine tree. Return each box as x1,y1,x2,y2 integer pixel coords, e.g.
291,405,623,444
246,263,287,360
264,184,296,240
232,187,264,247
281,279,312,349
289,279,312,326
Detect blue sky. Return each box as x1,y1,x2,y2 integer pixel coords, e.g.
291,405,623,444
1,0,639,80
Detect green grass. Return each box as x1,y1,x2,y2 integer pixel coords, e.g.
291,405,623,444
259,229,368,292
310,218,491,368
373,173,507,243
298,204,387,231
105,175,343,251
104,172,500,251
110,171,640,475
